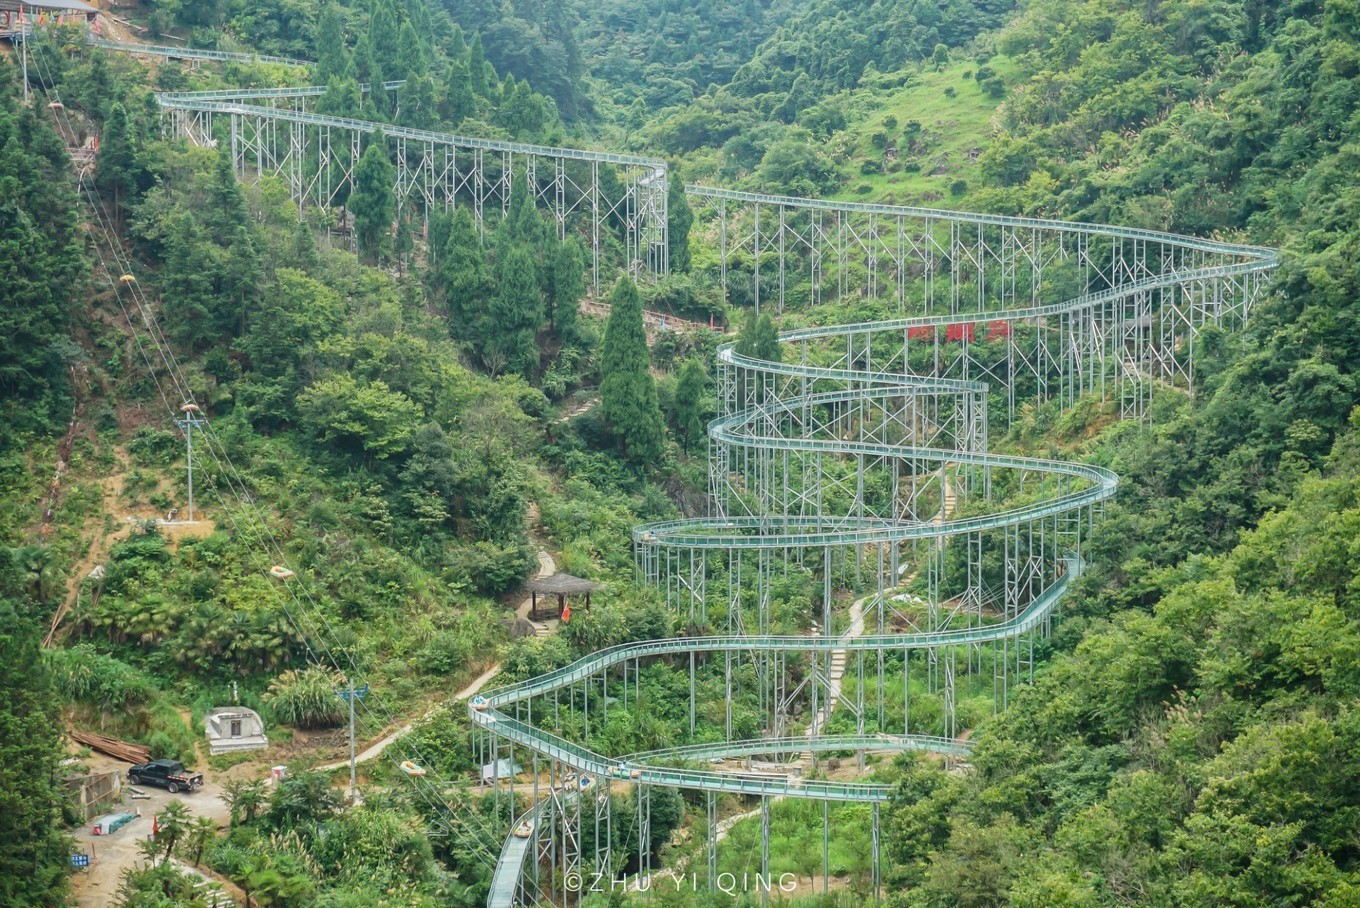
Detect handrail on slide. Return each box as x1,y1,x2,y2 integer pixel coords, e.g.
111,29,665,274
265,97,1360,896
79,36,1278,907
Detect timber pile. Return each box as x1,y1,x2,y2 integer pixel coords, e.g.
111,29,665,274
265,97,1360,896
70,729,151,764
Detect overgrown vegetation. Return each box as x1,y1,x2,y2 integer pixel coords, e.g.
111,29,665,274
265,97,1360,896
5,0,1360,904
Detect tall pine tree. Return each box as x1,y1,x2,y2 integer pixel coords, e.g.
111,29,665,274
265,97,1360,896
0,97,81,422
735,309,781,361
95,102,139,228
734,309,782,405
546,236,584,338
352,130,396,264
600,276,666,464
483,244,542,378
0,565,71,907
442,59,477,125
667,164,693,272
673,358,708,452
439,207,492,342
500,170,545,249
314,4,348,83
468,34,492,97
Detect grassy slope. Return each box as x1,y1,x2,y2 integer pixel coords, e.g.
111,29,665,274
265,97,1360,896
830,57,1018,207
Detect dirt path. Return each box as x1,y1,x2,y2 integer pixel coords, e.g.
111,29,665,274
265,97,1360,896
44,447,131,647
809,593,866,732
515,550,560,636
317,550,559,772
557,395,599,424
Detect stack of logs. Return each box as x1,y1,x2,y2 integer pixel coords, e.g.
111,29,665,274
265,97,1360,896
70,729,151,764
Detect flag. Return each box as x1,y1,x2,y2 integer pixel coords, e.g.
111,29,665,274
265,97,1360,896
561,605,572,624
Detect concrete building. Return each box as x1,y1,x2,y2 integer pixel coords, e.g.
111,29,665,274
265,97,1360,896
204,707,268,755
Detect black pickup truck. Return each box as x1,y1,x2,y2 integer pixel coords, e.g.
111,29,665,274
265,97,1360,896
127,759,204,794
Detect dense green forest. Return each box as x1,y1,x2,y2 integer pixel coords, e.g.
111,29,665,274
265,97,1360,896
3,0,1360,905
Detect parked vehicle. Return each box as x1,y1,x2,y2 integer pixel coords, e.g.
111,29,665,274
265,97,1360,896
127,759,204,794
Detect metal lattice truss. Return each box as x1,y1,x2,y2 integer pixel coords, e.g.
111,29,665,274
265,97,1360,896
156,88,668,287
693,185,1272,422
82,38,1276,908
476,201,1275,907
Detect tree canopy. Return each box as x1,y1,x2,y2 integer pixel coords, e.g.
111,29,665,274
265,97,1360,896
600,277,666,464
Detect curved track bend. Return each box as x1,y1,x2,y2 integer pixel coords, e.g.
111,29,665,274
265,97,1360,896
73,38,1278,906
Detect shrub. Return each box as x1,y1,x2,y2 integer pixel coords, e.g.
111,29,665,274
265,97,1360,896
146,701,197,763
417,629,467,676
127,425,181,466
46,644,156,715
265,666,345,729
950,179,968,197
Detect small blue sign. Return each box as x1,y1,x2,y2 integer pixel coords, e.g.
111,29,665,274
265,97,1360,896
70,853,90,868
337,685,368,702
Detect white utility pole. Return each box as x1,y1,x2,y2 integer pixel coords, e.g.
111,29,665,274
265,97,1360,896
175,403,206,521
348,678,357,798
20,3,29,106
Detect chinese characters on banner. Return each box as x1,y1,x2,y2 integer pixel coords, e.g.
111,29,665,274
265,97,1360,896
907,321,1013,342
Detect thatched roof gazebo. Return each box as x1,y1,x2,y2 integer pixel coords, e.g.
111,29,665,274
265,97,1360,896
527,573,600,620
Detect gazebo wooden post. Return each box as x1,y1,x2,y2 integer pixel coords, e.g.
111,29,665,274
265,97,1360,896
586,592,591,610
557,593,565,618
531,591,537,620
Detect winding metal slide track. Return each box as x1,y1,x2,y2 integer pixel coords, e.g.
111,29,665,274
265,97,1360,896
80,36,1278,906
472,212,1276,905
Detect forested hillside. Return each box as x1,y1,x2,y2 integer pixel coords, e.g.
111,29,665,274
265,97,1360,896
2,0,1360,905
878,1,1360,904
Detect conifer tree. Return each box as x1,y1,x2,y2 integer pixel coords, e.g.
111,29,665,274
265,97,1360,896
394,20,428,84
317,76,364,120
315,3,348,83
161,212,219,349
500,172,545,249
448,23,466,59
0,99,81,416
439,207,492,339
0,594,69,907
369,0,402,73
601,276,666,464
667,165,693,272
673,358,708,452
468,34,491,97
397,73,437,129
502,80,547,139
95,102,138,227
207,148,250,239
289,220,320,273
354,36,386,116
442,59,477,125
735,309,782,362
734,309,781,405
546,236,585,337
352,131,396,264
223,224,263,337
82,48,115,123
484,244,542,378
